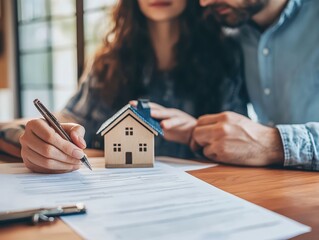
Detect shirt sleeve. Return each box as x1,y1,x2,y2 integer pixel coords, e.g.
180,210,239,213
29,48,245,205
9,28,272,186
277,123,319,171
61,71,115,149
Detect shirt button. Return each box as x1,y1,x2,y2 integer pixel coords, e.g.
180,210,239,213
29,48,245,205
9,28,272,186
264,88,271,95
263,48,269,56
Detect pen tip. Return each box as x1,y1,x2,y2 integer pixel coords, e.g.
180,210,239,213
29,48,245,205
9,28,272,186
85,161,93,171
82,155,93,171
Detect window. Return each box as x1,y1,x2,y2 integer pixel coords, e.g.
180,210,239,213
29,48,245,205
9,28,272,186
16,0,77,117
113,143,121,152
125,127,133,136
139,143,147,152
14,0,116,117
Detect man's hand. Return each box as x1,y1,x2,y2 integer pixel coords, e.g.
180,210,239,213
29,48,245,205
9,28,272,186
191,112,284,166
130,101,197,146
20,119,87,173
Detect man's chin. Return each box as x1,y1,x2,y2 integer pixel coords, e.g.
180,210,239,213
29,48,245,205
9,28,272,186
215,14,249,28
203,7,250,28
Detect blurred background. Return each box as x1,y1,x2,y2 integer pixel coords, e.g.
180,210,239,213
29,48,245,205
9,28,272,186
0,0,116,121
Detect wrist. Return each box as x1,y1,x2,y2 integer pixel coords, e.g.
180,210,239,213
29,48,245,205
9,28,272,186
263,127,285,166
187,126,197,148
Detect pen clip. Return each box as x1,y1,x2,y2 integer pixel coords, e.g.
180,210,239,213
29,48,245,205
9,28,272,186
33,203,86,224
32,212,56,224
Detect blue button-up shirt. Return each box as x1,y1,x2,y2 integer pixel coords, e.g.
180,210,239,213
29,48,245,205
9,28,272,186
238,0,319,170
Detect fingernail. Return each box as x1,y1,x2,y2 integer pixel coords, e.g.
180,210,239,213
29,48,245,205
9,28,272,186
78,136,87,148
72,149,84,159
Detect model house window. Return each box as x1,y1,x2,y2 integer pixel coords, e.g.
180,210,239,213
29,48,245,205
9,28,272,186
113,143,121,152
125,127,133,136
139,143,147,152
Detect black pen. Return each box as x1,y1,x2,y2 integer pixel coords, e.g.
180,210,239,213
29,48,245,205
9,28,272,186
33,99,92,170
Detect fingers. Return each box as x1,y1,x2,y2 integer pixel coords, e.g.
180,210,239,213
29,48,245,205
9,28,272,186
24,130,81,165
202,144,218,161
190,135,219,162
20,119,85,173
161,115,197,130
190,138,201,152
129,100,137,107
147,104,178,121
26,120,85,159
193,122,234,146
197,114,221,126
194,112,243,148
151,107,192,124
192,125,217,146
24,148,80,172
151,109,174,120
67,124,86,149
197,112,239,126
130,101,187,124
22,146,81,173
146,102,166,110
161,118,184,129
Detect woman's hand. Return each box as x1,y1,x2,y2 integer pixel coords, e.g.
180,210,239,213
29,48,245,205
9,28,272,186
130,101,197,146
20,119,87,173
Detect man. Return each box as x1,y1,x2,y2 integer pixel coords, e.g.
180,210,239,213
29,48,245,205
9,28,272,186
191,0,319,170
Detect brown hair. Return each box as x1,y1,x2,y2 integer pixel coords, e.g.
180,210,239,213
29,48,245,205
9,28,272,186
92,0,239,115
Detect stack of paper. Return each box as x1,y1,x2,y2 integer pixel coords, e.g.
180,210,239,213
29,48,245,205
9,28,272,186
1,162,310,240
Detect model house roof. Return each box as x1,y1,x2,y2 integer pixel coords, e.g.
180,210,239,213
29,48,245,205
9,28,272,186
97,100,164,136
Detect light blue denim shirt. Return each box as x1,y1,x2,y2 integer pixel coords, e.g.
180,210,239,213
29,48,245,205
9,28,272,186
238,0,319,170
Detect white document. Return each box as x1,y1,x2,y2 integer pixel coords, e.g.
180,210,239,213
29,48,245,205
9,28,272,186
0,163,310,240
0,156,216,174
156,156,217,171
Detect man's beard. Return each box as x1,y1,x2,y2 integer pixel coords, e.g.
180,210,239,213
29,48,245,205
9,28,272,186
204,0,269,28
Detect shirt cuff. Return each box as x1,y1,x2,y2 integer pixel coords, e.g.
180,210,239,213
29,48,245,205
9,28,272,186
276,125,314,170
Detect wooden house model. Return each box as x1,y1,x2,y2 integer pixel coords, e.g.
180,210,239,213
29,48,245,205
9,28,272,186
97,100,163,168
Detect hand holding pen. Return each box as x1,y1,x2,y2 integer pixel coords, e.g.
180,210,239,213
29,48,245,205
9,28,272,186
19,99,92,173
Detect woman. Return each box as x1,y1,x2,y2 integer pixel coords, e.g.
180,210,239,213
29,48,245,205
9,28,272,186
1,0,247,173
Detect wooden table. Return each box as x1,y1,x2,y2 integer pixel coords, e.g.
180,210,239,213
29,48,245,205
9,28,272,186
0,154,318,240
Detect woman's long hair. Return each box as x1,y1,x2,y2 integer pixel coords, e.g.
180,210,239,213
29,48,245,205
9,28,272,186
92,0,239,116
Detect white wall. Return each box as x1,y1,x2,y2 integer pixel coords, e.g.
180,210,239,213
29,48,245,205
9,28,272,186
0,1,16,121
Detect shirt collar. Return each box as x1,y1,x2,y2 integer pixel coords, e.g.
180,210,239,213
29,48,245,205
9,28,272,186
279,0,302,22
243,0,303,34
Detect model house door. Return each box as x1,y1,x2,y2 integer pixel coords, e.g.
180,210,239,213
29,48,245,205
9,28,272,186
125,152,132,164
